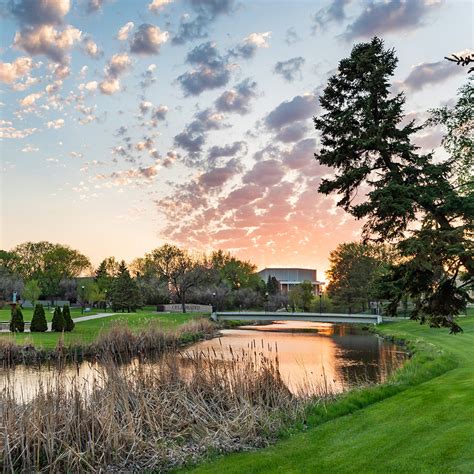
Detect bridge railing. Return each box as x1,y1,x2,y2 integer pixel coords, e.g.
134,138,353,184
211,311,383,324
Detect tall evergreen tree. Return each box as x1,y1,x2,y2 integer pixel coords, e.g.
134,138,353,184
51,306,65,332
9,306,25,332
62,304,75,332
110,261,141,312
30,303,48,332
314,37,473,332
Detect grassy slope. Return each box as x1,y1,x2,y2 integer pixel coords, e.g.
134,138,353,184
0,311,203,348
0,307,101,322
189,316,474,474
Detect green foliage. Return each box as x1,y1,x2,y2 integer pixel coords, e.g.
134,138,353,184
23,279,42,306
83,280,105,307
146,245,209,312
288,281,314,312
427,78,473,188
5,242,91,298
62,305,74,332
30,304,48,332
266,276,280,295
327,242,390,313
51,306,65,332
110,261,141,312
314,37,473,332
210,250,259,290
9,306,25,332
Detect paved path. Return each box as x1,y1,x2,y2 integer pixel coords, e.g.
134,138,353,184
72,312,118,323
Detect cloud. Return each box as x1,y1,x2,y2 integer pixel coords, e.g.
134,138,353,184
0,120,38,139
265,93,318,130
174,107,226,155
21,144,39,152
402,60,462,91
275,122,308,143
117,22,134,41
47,118,65,129
172,0,235,45
139,100,153,114
99,52,131,94
198,159,242,188
274,56,305,82
344,0,441,40
282,138,315,169
152,104,169,120
83,37,102,58
9,0,70,26
14,24,82,63
242,159,286,187
149,0,173,12
312,0,350,34
208,141,247,162
0,57,33,84
230,32,271,59
285,27,300,45
215,78,258,114
140,63,157,88
86,0,107,13
177,41,231,96
98,78,119,95
129,24,169,55
19,91,42,107
78,80,98,91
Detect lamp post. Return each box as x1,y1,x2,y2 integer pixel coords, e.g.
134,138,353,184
212,291,216,313
104,289,108,312
265,291,269,312
319,293,322,314
81,285,85,314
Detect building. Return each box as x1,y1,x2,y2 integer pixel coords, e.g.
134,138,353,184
257,268,324,295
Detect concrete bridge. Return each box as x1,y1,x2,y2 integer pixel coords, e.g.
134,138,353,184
211,311,383,325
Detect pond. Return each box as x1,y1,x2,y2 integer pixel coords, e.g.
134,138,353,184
0,321,407,401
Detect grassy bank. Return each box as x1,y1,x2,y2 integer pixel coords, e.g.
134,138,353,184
187,316,474,473
0,310,204,349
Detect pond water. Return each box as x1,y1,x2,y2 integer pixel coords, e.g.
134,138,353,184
189,321,407,393
0,321,407,401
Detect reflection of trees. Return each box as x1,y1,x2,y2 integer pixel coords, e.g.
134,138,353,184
332,334,406,385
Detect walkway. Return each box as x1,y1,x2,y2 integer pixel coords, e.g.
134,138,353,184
211,311,383,325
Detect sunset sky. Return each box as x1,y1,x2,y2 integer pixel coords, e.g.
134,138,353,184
0,0,472,278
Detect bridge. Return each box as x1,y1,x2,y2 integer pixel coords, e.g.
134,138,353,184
211,311,383,325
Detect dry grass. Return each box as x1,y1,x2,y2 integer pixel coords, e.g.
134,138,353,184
0,342,329,472
0,318,217,365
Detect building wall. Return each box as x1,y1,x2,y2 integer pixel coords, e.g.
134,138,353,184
258,268,321,294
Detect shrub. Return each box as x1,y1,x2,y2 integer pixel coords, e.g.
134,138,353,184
9,306,25,333
30,304,48,332
51,307,65,332
62,305,74,332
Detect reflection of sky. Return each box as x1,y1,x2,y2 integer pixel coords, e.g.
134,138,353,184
0,322,406,400
188,322,407,393
1,1,472,275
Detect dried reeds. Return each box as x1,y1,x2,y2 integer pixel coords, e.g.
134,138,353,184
0,343,327,472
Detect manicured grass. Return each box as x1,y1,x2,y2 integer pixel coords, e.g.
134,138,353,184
187,315,474,473
0,310,206,349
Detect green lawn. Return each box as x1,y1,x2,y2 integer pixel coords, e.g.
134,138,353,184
188,314,474,473
0,310,205,349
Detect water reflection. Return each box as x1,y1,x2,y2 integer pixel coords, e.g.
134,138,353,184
188,321,407,393
0,322,407,401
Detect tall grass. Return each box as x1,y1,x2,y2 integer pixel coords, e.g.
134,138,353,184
0,344,328,472
0,318,217,365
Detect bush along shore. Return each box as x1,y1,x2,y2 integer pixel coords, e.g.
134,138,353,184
0,319,218,365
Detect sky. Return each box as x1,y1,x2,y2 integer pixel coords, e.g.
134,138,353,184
0,0,472,278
